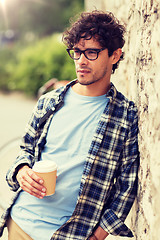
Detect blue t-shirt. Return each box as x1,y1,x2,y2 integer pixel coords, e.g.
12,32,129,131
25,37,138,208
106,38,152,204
11,87,109,240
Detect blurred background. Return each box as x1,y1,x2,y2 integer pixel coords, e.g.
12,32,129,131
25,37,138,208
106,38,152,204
1,0,160,239
0,0,84,96
0,1,84,238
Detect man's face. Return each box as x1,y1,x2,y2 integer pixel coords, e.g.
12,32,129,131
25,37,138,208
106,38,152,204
73,37,113,87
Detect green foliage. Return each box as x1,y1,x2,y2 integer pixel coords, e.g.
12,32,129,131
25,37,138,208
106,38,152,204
0,0,84,96
0,34,76,96
0,46,18,91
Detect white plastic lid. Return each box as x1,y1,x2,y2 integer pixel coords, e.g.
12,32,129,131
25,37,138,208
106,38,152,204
32,160,57,173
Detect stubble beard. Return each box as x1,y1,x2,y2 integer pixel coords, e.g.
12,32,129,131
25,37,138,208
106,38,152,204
77,77,100,86
77,67,108,86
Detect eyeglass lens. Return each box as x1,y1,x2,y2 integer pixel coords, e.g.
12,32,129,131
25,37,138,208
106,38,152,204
69,49,99,60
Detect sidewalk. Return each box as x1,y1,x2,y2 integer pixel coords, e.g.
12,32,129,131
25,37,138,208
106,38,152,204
0,92,36,239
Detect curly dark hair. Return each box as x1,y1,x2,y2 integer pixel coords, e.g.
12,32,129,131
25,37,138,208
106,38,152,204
62,10,126,73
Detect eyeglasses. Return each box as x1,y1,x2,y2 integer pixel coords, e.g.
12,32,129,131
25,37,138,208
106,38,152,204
66,48,106,61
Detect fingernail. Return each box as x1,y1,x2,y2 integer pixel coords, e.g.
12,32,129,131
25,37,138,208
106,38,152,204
39,180,43,184
42,188,46,192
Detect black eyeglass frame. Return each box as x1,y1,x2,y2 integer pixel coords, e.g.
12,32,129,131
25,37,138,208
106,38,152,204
66,48,106,61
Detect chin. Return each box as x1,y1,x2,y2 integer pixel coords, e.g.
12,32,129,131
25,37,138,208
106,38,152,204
78,80,93,86
77,78,98,86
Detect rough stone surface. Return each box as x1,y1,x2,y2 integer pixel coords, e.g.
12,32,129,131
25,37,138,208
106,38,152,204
86,0,160,239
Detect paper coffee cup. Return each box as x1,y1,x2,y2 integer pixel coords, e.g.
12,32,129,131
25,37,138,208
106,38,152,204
33,160,57,196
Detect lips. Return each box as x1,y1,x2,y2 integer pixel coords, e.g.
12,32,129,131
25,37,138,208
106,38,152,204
77,69,91,74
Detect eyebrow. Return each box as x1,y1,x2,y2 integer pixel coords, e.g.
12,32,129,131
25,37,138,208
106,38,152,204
73,47,101,50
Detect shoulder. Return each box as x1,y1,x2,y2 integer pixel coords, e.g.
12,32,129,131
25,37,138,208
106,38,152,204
111,86,138,125
37,86,65,110
116,90,137,111
37,80,77,111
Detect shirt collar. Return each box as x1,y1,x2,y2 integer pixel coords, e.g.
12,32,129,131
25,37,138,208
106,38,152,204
59,80,117,101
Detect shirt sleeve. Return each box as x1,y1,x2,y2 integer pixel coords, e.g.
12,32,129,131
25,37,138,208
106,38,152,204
99,105,139,237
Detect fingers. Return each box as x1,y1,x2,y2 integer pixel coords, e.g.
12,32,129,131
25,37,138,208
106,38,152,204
20,180,46,199
16,165,46,199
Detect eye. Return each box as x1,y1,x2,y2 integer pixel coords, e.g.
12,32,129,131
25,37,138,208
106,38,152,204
87,50,97,55
74,49,80,53
74,49,81,56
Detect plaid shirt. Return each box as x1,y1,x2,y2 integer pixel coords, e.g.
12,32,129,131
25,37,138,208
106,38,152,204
0,80,139,239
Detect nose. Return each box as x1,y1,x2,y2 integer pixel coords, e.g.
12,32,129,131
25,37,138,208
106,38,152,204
77,52,88,65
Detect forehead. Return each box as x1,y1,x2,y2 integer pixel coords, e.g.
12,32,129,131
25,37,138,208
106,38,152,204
74,37,102,49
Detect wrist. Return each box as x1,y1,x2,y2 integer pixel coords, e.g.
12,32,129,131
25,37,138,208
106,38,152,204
92,226,109,240
15,164,29,181
93,234,98,240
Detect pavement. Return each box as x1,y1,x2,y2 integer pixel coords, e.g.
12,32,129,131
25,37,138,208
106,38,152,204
0,91,36,239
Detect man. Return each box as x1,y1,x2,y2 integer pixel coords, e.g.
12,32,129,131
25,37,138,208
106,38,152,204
0,10,139,240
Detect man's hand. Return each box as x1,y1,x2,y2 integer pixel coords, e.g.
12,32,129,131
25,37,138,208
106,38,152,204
16,165,46,199
89,226,109,240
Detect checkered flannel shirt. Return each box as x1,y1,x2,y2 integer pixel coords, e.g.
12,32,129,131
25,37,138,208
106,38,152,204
0,80,139,239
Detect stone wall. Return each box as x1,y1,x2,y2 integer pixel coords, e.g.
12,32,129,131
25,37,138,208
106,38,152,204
85,0,160,239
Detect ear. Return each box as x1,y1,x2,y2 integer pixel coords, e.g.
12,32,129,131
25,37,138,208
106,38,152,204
111,48,122,64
